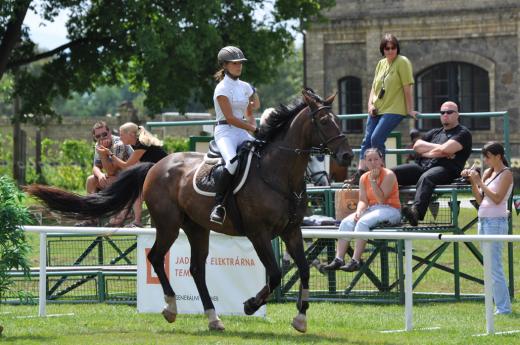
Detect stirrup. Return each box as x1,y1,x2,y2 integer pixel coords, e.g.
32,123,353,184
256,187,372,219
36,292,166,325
210,205,226,225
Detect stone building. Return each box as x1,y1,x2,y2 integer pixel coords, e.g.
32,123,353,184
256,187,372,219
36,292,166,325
304,0,520,166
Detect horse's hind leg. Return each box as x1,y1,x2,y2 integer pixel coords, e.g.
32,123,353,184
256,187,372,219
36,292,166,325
281,227,310,333
183,220,225,331
146,209,180,323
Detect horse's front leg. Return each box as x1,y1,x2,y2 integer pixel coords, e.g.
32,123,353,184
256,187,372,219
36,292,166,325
243,236,281,316
281,227,310,333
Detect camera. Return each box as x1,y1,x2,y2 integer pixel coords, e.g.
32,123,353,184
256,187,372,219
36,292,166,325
378,88,386,99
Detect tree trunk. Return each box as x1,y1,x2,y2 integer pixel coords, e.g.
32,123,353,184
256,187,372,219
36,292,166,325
35,128,45,183
12,96,26,185
0,1,31,80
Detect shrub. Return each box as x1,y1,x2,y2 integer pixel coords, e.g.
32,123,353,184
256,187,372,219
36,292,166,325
163,137,189,153
25,138,94,190
0,176,31,301
0,133,12,178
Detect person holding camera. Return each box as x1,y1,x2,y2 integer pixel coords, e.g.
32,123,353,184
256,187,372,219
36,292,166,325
347,33,418,185
75,121,134,227
461,142,512,315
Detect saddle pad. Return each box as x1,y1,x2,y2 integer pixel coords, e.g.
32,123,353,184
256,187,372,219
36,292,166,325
193,151,254,197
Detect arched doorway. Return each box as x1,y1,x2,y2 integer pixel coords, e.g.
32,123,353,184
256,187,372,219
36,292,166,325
416,62,490,130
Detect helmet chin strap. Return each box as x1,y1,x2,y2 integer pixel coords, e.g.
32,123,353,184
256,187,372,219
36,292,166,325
224,70,239,80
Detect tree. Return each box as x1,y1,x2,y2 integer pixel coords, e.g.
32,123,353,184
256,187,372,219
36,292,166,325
257,44,303,110
0,0,335,120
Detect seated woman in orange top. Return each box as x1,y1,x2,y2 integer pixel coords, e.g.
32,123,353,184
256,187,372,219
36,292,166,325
322,148,401,272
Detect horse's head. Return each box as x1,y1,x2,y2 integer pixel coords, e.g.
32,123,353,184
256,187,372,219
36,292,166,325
302,89,353,167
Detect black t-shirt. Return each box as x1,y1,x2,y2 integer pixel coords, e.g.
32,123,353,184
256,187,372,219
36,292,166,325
132,142,168,163
419,124,472,173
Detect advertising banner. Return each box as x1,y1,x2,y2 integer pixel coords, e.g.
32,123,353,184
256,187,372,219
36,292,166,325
137,231,266,317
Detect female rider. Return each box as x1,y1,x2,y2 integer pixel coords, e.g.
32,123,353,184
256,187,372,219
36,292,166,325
210,46,259,224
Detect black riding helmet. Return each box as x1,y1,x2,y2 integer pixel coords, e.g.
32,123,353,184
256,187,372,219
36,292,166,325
217,46,247,65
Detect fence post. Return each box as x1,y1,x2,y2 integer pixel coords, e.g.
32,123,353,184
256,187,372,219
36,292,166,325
482,241,494,334
404,240,413,331
38,232,47,317
98,272,106,303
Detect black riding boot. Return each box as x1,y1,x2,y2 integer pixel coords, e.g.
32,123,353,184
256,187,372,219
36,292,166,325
210,168,234,225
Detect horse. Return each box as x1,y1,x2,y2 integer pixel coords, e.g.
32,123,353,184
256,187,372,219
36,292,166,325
25,89,353,333
306,155,330,186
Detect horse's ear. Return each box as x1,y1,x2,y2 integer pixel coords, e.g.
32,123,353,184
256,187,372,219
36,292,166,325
302,89,318,110
324,92,337,106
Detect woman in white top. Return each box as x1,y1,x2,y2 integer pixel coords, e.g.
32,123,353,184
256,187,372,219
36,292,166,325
210,46,260,224
461,142,513,315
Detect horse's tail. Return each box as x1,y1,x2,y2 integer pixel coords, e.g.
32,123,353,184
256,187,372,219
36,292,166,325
25,162,155,220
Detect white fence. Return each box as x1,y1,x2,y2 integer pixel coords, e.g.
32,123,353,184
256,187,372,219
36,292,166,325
22,225,520,335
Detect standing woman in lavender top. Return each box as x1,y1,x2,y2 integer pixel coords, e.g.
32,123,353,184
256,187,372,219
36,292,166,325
461,142,513,315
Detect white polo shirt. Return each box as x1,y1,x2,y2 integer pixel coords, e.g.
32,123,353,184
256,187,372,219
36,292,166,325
213,75,253,122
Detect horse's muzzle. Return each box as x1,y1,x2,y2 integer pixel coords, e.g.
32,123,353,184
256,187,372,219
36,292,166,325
336,150,354,167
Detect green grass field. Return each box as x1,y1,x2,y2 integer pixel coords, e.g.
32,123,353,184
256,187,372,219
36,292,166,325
3,196,518,343
1,302,519,344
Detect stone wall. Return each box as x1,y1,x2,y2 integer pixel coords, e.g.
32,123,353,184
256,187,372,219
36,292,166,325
0,115,208,157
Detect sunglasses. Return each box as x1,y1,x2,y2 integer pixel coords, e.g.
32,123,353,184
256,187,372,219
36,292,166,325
94,132,109,140
440,110,456,115
384,46,397,51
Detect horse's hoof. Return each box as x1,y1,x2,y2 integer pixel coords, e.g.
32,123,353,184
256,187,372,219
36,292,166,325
208,319,225,331
162,308,177,323
243,297,257,315
291,314,307,333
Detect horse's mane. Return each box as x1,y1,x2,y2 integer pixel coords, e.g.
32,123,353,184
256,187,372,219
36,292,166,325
257,99,306,142
256,89,325,142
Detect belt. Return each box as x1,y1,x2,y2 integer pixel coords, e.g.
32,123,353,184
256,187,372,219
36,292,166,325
216,120,228,125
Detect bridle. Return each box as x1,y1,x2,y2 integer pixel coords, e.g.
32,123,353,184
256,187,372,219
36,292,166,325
279,105,346,156
305,167,330,186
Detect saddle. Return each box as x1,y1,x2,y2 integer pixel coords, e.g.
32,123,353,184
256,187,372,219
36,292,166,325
193,140,259,196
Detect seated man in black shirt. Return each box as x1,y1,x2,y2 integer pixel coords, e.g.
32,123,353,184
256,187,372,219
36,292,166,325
393,101,472,225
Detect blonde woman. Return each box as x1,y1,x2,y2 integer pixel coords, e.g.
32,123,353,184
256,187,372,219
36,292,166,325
96,122,168,227
106,122,168,167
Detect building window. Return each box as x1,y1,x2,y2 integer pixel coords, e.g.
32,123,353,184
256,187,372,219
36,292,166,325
416,62,490,130
338,76,363,133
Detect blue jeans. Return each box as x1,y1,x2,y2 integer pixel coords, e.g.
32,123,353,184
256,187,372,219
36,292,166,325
360,113,403,159
478,217,512,314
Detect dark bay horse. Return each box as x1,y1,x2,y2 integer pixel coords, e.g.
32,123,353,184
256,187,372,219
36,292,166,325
26,89,353,332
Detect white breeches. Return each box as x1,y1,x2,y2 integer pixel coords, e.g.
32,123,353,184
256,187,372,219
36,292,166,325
214,125,254,174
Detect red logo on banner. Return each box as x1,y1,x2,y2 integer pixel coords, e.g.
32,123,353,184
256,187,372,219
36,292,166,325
145,248,170,284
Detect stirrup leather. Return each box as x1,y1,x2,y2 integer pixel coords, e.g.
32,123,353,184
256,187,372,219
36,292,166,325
210,204,226,225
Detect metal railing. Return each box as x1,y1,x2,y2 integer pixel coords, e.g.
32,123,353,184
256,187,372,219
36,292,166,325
21,225,520,335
